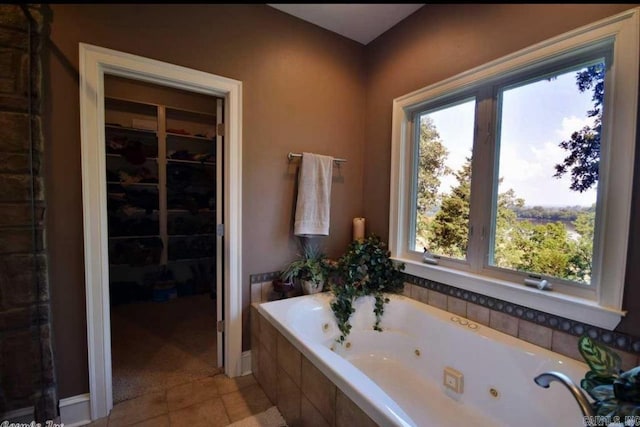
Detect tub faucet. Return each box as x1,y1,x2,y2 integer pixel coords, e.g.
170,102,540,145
534,371,595,417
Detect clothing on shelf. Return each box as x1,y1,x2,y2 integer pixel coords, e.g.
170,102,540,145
106,133,156,164
109,236,163,266
109,216,158,237
168,149,215,163
108,187,159,214
167,212,215,235
168,235,215,260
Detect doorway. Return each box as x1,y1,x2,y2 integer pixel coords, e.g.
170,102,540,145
79,43,243,420
103,75,223,403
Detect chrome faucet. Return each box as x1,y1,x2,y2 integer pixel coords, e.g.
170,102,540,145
534,371,595,417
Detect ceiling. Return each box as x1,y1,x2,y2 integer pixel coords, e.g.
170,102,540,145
267,4,425,45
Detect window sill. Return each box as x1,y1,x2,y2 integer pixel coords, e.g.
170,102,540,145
397,258,625,330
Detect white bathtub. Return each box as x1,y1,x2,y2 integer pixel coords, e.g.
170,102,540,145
258,292,591,427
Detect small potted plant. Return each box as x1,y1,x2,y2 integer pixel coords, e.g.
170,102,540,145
280,240,330,295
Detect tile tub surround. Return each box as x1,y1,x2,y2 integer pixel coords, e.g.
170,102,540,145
250,271,640,366
250,304,378,427
250,271,303,304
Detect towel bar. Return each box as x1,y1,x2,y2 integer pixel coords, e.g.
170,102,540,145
287,152,346,164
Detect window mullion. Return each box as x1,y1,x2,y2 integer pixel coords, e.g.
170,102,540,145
467,87,496,273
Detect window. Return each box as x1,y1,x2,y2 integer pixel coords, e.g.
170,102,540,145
490,60,605,287
390,9,639,329
412,98,476,260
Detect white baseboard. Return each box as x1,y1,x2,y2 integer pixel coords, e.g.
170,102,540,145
1,406,34,423
59,393,91,427
241,350,252,375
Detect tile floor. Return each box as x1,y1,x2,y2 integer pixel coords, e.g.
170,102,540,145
89,373,273,427
111,294,219,403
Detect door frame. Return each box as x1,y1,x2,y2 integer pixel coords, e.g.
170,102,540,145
79,43,243,420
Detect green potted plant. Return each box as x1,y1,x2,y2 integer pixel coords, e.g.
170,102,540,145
280,240,330,295
330,235,405,342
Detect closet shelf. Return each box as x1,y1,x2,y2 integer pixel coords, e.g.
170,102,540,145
168,233,216,238
107,181,159,187
106,153,158,162
167,256,216,263
110,208,159,213
166,158,215,166
109,262,161,267
109,235,161,240
167,209,216,213
105,124,157,135
166,132,213,142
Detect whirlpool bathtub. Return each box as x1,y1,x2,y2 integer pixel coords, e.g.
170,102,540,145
257,292,589,427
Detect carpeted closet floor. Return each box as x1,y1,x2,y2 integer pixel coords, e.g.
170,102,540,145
110,293,220,403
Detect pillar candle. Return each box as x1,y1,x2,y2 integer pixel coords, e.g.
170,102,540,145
353,217,365,241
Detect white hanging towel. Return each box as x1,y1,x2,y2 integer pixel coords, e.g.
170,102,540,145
294,152,334,236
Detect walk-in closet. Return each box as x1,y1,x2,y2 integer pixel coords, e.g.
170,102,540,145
103,75,223,403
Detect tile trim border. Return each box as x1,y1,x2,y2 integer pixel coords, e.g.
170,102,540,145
249,271,280,284
402,272,640,354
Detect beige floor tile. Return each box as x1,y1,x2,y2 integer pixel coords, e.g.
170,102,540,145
109,391,168,427
111,294,219,403
213,372,257,395
87,417,109,427
169,397,229,427
133,414,171,427
221,383,272,422
166,375,219,411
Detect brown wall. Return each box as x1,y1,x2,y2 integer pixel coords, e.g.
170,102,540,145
363,4,640,334
45,4,366,398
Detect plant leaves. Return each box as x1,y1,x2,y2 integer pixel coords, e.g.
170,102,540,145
587,384,615,402
578,335,622,378
582,370,616,396
614,366,640,403
331,235,405,342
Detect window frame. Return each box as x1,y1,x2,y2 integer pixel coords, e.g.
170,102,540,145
389,8,639,330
